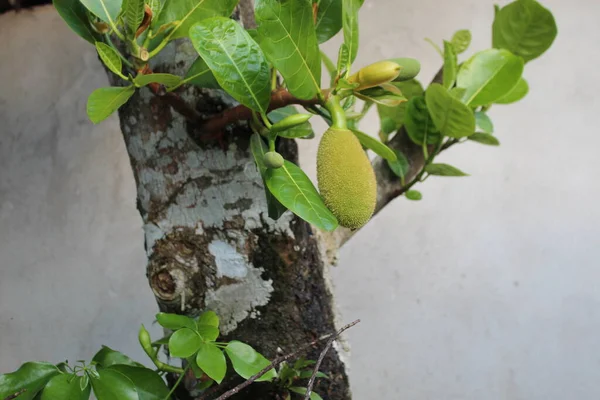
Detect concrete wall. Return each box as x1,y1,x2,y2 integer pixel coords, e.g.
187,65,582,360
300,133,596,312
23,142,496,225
1,1,599,399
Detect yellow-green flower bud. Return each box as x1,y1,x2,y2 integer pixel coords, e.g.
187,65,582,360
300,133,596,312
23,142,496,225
348,61,402,90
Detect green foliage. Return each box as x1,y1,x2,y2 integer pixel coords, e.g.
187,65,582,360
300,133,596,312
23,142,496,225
0,362,60,400
404,96,442,146
107,365,171,400
169,328,203,358
268,106,315,139
177,56,219,90
342,0,361,63
315,0,343,43
495,77,529,104
351,129,397,162
40,374,91,400
86,86,135,124
95,42,125,79
426,83,475,138
425,163,469,177
469,132,500,146
475,111,494,134
134,73,182,87
80,0,122,25
53,0,99,43
377,79,424,136
405,190,422,201
442,41,457,89
196,343,227,383
450,29,472,54
90,368,139,400
92,346,144,368
250,133,288,220
387,149,410,185
124,0,145,36
225,341,277,382
289,386,324,400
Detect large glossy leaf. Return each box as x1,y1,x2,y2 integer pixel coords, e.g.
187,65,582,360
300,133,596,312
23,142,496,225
426,83,475,138
377,79,424,135
443,41,457,89
450,29,471,54
195,343,226,383
225,341,277,382
315,0,342,43
179,56,219,90
40,374,91,400
90,369,139,400
53,0,99,44
155,0,238,40
265,160,338,231
87,86,135,124
190,17,271,114
268,106,315,139
404,96,442,146
255,0,321,100
492,0,557,62
495,77,529,104
342,0,360,63
351,129,397,162
168,328,202,358
456,48,524,106
250,134,288,220
0,362,60,400
134,73,181,87
92,346,144,368
124,0,145,36
95,42,123,78
108,365,170,400
79,0,122,25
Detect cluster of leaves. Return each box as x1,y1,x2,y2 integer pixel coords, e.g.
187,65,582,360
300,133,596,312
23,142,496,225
380,0,557,201
0,311,327,399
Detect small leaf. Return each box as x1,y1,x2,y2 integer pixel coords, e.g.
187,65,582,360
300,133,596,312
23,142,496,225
250,133,288,220
134,73,182,87
92,346,144,368
156,312,196,330
387,149,410,184
90,368,139,400
298,371,329,380
425,163,469,177
495,77,529,104
168,328,202,358
268,106,315,139
315,0,343,43
405,190,422,201
342,0,360,63
40,374,91,400
456,48,524,106
468,132,500,146
443,41,457,89
108,365,170,400
195,343,227,383
493,0,557,62
289,387,323,400
355,85,406,107
95,42,123,78
196,324,220,342
255,0,321,100
53,0,99,44
377,79,424,135
178,56,219,90
190,17,271,114
449,87,466,99
351,129,397,162
197,310,219,328
321,51,337,85
425,83,476,138
80,373,90,391
404,96,442,146
125,0,145,36
265,161,339,232
87,86,135,124
0,362,60,400
80,0,122,25
225,341,276,382
336,43,350,76
475,111,494,134
450,29,471,54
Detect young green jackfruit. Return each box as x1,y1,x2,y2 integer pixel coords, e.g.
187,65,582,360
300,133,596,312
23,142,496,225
317,128,377,229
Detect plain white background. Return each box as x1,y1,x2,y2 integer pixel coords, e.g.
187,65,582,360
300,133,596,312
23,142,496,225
1,0,599,399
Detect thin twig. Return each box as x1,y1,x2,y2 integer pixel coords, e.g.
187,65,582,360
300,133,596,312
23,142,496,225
202,319,360,400
4,389,26,400
303,320,359,400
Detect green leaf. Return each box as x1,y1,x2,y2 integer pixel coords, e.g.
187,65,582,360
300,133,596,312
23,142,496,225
198,310,219,327
450,29,471,54
342,0,360,63
298,371,329,380
80,0,122,25
0,362,60,400
168,328,202,358
195,343,227,383
336,43,350,76
80,373,90,391
456,48,524,106
468,132,500,146
356,85,406,107
350,129,397,162
268,106,315,139
40,374,91,400
92,346,144,368
321,51,337,85
90,368,139,400
156,312,196,330
179,56,219,90
475,111,494,134
404,96,442,146
387,149,410,184
125,0,145,36
190,17,271,114
53,0,99,44
449,87,466,99
225,341,277,382
196,324,220,342
255,0,321,100
425,83,475,138
265,160,338,231
134,73,182,87
289,387,323,400
250,134,288,220
443,41,457,89
495,77,529,104
95,42,123,78
187,356,205,379
315,0,342,43
107,365,170,400
425,163,468,177
147,0,165,23
492,0,557,62
405,190,422,201
155,0,238,40
87,86,135,124
377,79,424,135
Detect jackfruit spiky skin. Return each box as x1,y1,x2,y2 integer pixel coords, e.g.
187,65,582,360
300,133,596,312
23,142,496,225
317,128,377,229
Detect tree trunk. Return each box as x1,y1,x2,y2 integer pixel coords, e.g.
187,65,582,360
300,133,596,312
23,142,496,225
110,37,351,400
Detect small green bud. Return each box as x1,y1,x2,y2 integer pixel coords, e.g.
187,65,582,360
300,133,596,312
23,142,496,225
138,324,153,355
263,152,284,169
270,113,313,133
348,61,401,90
388,57,421,81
